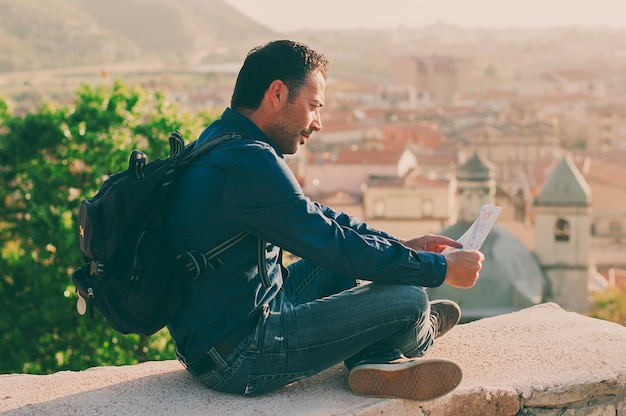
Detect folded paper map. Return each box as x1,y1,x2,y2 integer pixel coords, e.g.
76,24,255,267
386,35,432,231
444,204,502,252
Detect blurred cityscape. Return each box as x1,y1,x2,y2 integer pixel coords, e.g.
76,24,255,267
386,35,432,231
2,0,626,316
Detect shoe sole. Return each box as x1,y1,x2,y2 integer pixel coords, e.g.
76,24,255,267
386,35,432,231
348,359,462,401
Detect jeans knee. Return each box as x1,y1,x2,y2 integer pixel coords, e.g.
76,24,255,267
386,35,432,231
376,284,429,322
402,285,429,319
405,284,429,304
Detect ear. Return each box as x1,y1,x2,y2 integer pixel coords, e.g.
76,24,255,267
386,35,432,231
267,80,287,108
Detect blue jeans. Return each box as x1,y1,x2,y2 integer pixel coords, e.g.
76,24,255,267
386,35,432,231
195,259,436,395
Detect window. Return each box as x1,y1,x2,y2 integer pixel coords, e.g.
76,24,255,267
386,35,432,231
555,218,570,242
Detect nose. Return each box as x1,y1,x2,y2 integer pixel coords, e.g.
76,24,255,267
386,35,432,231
311,112,322,132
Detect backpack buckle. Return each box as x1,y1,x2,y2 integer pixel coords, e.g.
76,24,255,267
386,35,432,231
89,260,104,275
177,250,224,280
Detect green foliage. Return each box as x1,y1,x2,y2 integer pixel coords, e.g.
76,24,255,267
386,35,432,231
590,286,626,327
0,80,215,374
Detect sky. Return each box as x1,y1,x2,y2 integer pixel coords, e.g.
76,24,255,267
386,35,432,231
223,0,626,32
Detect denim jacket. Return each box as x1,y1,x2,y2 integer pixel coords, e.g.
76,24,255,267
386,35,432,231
166,108,447,361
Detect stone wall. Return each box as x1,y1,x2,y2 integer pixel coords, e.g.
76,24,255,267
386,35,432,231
1,303,625,416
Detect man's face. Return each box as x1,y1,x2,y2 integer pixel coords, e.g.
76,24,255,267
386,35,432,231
266,70,325,155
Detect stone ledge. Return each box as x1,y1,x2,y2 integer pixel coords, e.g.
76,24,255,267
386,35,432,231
1,303,625,416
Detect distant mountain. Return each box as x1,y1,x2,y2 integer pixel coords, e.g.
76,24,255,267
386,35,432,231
0,0,277,72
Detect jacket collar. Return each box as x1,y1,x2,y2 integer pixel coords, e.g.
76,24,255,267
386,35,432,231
218,108,284,157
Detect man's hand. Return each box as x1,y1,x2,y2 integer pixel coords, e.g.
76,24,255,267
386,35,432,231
443,249,484,288
401,234,463,253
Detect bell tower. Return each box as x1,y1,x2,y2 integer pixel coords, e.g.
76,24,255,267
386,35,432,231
456,152,496,223
533,155,592,313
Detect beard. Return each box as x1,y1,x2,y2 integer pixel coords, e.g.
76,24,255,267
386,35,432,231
266,110,309,155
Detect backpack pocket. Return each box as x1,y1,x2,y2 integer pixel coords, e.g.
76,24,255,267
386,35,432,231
78,199,101,260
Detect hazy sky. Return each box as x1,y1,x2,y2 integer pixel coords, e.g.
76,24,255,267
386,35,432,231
223,0,626,32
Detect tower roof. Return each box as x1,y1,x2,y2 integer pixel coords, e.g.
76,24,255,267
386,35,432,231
534,155,591,207
457,152,494,181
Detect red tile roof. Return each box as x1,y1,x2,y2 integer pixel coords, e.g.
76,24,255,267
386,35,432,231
384,123,446,150
334,148,408,164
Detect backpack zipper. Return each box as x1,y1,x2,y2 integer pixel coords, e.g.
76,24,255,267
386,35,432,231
87,286,94,319
258,238,270,288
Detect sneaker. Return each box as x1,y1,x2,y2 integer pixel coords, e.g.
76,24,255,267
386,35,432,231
348,358,462,401
430,300,461,339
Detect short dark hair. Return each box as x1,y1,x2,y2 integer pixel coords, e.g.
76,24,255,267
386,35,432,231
230,40,329,111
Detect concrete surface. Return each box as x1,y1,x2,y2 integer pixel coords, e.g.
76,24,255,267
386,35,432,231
1,303,626,415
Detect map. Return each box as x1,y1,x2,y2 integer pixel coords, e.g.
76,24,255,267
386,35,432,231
444,204,502,252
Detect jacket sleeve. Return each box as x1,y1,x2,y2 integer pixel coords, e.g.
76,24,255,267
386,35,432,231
223,144,446,287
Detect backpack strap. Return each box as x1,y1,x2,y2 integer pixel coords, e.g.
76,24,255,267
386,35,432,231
177,231,249,280
174,131,268,285
182,132,241,162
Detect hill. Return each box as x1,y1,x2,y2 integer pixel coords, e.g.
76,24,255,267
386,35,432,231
0,0,277,72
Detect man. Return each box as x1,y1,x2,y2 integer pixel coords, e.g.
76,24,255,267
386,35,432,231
166,40,484,401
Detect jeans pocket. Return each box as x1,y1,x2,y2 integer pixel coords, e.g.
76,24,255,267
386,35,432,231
196,349,257,394
244,370,317,395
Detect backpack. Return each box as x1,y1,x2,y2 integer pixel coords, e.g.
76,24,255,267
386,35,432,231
72,131,248,336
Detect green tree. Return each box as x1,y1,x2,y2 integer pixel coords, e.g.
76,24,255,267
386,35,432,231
590,286,626,327
0,80,215,374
